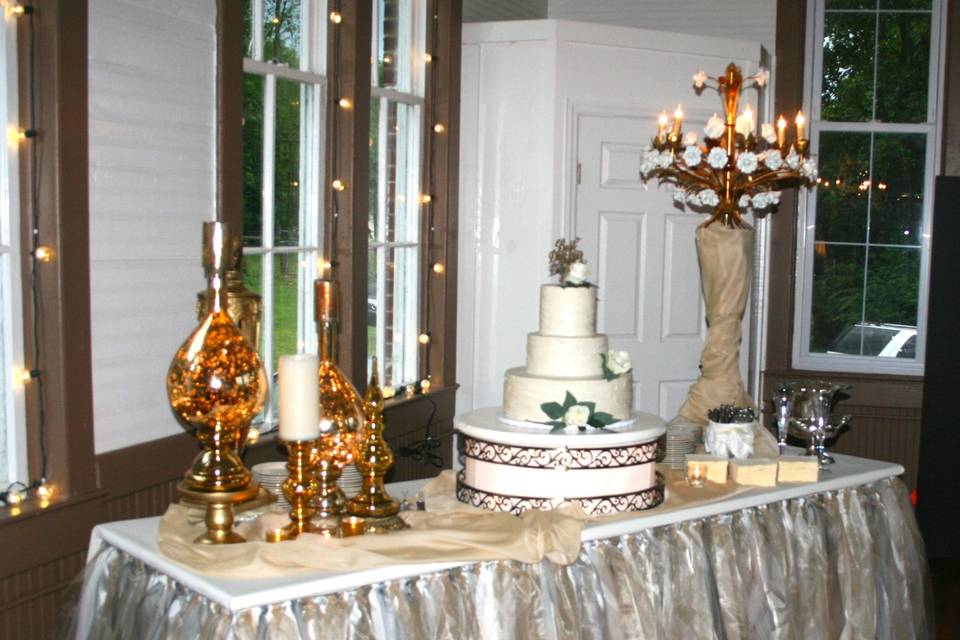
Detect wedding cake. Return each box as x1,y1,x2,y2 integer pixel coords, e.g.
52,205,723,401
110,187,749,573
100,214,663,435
456,240,666,516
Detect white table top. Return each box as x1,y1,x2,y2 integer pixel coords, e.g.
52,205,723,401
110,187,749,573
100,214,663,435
87,453,904,612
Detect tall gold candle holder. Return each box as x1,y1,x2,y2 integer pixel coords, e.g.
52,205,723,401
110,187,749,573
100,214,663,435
266,439,321,541
312,279,364,532
346,358,407,533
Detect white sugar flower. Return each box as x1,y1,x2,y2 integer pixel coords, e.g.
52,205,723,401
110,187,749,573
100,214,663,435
707,147,729,170
640,160,656,177
704,114,725,139
693,70,708,89
752,191,771,209
763,149,783,171
769,191,782,205
565,261,588,285
683,130,698,146
761,122,777,145
564,404,591,428
738,194,752,209
686,191,703,206
658,150,674,169
801,159,818,180
786,147,801,170
755,68,769,87
699,189,720,207
736,151,758,174
673,188,686,204
735,110,755,137
606,350,632,375
682,145,702,167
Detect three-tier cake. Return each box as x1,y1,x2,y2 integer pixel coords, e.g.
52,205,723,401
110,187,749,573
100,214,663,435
456,243,666,515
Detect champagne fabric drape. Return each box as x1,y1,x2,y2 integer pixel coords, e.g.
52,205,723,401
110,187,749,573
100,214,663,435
678,225,754,425
65,478,931,640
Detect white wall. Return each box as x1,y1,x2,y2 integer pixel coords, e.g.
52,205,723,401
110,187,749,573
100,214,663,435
548,0,776,53
88,0,217,453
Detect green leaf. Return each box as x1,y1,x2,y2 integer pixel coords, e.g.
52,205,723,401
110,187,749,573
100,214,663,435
540,402,565,420
602,368,618,382
548,422,567,432
588,412,617,428
563,391,577,409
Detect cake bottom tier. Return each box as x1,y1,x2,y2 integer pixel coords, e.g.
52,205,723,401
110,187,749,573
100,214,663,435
503,367,633,423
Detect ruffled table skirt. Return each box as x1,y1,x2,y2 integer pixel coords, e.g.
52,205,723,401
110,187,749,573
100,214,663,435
65,477,930,639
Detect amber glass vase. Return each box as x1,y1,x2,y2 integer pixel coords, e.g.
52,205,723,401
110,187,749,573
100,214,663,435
313,279,364,518
167,222,268,493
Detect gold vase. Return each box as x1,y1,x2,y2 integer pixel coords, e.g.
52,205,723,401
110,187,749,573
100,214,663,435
312,279,364,521
346,358,406,532
167,222,268,493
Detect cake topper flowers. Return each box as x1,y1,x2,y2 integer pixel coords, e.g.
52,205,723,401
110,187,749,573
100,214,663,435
540,391,616,432
548,238,590,287
641,63,817,229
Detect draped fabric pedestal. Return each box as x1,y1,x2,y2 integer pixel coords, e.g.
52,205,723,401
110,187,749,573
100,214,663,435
65,455,931,640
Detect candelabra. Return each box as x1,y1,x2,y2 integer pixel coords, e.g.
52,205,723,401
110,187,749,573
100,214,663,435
641,63,818,229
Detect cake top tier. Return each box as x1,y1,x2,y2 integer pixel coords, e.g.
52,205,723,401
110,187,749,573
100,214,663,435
539,284,597,337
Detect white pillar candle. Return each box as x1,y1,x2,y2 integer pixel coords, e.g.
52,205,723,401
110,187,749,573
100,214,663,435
278,354,320,441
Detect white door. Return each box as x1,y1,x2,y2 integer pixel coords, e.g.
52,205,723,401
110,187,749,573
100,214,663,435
574,113,750,420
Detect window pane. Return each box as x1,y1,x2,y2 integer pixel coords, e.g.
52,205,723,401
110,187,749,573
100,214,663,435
264,0,301,67
880,0,931,9
875,12,930,122
826,0,876,9
811,244,866,353
243,254,264,350
273,253,301,372
372,0,419,94
864,246,920,328
244,0,256,58
368,98,381,243
370,99,421,244
815,131,871,243
869,133,925,245
369,246,419,386
822,12,876,122
275,79,303,247
243,74,265,247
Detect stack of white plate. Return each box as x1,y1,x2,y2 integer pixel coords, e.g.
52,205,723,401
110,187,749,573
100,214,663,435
252,462,290,509
663,424,701,469
339,464,363,499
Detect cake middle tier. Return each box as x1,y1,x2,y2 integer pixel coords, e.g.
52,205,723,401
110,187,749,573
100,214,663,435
503,367,633,422
526,333,607,378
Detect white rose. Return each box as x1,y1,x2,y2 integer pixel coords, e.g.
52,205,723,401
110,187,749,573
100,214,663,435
565,261,588,285
738,194,752,209
699,189,720,207
658,150,674,169
607,350,632,375
683,130,698,146
801,159,817,180
735,111,755,137
692,70,708,89
707,147,728,170
564,404,591,428
755,68,769,87
640,159,657,177
673,188,686,204
761,122,777,145
704,114,725,139
736,151,758,174
686,190,703,206
786,147,801,170
769,190,782,205
752,191,771,209
682,145,702,167
763,149,783,171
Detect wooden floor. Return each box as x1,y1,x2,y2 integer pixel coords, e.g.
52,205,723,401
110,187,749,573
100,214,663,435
931,558,960,639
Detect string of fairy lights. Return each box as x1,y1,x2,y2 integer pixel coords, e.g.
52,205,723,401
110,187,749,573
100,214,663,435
1,2,54,510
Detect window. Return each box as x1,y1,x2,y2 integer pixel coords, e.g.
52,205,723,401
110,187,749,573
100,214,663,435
0,7,25,487
243,0,326,425
794,0,944,374
368,0,426,387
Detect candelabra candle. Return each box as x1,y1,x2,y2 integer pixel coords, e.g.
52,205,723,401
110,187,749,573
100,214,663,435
641,63,818,228
266,439,322,541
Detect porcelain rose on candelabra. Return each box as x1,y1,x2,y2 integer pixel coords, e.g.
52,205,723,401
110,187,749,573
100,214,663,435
642,63,818,228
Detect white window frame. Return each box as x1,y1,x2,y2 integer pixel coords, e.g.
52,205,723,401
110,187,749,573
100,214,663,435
792,0,946,375
243,0,326,427
0,6,26,486
368,0,426,386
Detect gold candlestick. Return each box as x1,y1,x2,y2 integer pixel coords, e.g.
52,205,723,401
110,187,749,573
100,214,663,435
266,439,321,541
346,358,407,533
